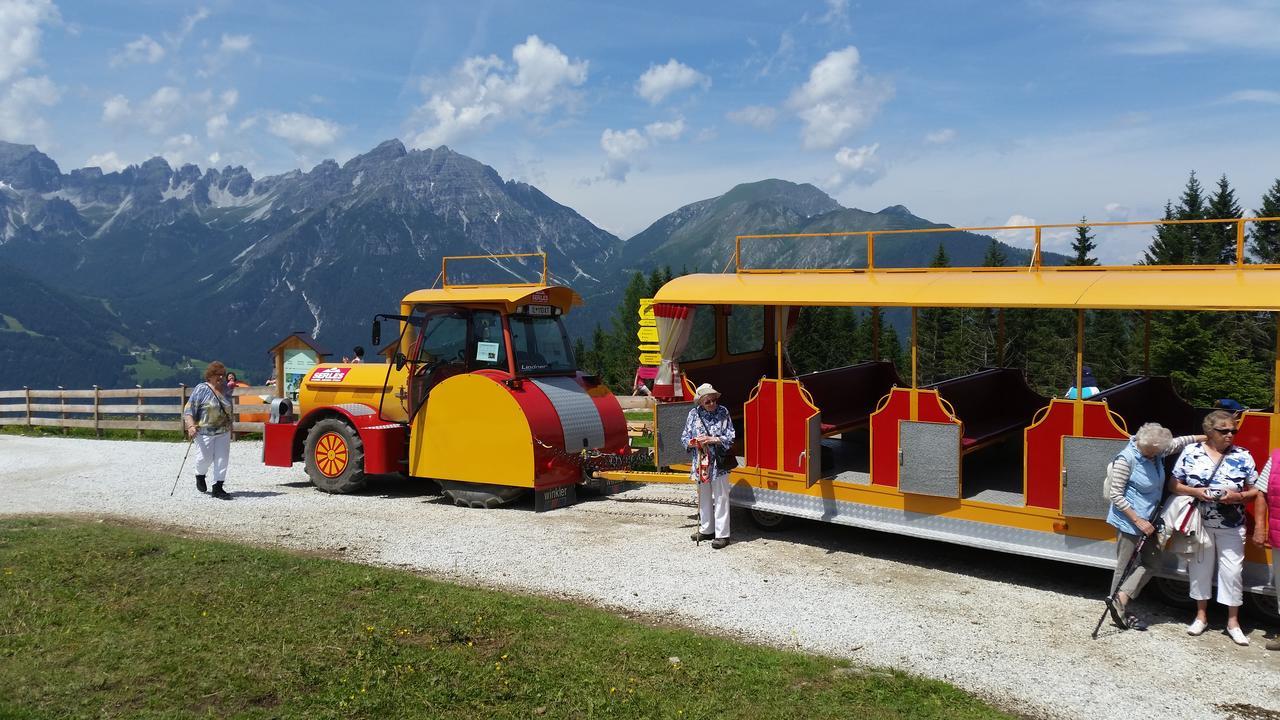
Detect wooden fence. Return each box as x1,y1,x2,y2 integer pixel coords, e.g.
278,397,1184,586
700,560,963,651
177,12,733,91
0,385,276,435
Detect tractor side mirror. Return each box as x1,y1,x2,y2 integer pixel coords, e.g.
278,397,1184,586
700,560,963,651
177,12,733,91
371,320,382,347
394,352,407,371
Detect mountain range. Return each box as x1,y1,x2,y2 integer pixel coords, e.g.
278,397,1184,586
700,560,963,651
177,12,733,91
0,139,1058,389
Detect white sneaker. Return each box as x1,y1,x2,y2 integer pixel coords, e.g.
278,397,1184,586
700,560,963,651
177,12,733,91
1227,626,1249,646
1187,618,1208,636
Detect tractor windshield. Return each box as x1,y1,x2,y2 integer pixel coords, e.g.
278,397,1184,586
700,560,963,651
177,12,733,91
509,314,575,375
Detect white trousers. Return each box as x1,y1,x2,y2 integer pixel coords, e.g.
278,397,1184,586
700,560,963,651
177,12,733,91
193,432,231,485
1188,524,1245,606
697,470,731,539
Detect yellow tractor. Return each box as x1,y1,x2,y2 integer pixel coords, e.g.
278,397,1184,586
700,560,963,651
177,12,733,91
263,254,631,510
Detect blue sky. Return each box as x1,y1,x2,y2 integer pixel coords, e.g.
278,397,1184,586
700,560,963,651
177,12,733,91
4,0,1280,261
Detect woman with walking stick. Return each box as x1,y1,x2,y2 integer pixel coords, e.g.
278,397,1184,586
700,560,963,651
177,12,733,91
1103,423,1203,631
182,361,235,500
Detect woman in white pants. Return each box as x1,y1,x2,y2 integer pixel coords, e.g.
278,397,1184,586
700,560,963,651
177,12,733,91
182,361,235,500
1170,410,1259,645
681,383,736,549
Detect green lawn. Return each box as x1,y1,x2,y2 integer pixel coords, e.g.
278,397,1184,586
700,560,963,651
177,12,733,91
0,518,1011,720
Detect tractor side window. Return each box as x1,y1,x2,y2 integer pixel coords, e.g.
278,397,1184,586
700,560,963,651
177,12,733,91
727,305,764,355
509,315,575,375
679,304,716,362
416,309,468,365
470,310,507,371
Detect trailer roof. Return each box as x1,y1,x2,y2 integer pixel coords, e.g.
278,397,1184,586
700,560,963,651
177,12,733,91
653,265,1280,312
401,284,583,312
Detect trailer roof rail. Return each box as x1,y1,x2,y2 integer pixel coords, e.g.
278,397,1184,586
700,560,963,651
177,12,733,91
441,252,548,288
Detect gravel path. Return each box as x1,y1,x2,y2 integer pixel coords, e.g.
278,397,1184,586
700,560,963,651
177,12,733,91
2,435,1277,719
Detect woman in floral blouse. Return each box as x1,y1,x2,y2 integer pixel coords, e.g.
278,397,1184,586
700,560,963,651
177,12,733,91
681,383,736,549
1170,409,1259,645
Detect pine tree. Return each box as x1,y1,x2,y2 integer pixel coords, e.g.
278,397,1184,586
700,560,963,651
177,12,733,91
982,239,1007,268
916,243,962,382
1249,179,1280,262
1087,310,1133,387
1067,217,1098,266
1145,172,1207,265
1203,174,1242,264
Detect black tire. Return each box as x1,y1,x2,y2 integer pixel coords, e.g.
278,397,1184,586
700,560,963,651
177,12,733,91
438,480,525,509
749,508,793,531
303,418,367,494
1246,591,1280,625
1149,576,1197,611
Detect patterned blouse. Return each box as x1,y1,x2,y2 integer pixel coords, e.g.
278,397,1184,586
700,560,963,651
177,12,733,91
183,382,233,436
680,404,736,480
1171,442,1256,529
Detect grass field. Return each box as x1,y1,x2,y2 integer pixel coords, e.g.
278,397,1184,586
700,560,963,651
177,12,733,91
0,517,1011,719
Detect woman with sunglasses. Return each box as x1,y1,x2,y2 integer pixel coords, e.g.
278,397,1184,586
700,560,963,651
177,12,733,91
182,361,235,500
681,383,736,549
1170,409,1259,644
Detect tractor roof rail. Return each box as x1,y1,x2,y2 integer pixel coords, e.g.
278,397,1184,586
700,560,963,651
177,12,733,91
441,252,548,288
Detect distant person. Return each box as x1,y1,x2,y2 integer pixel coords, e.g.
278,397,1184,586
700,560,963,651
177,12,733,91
343,346,365,364
225,372,243,390
1251,451,1280,650
1065,366,1100,399
1103,423,1204,631
681,383,736,549
182,361,234,500
1170,410,1258,645
1213,398,1245,417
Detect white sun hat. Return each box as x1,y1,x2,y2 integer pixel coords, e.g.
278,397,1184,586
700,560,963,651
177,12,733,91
693,383,721,403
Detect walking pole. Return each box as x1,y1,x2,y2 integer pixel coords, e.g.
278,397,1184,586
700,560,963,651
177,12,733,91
169,438,194,496
1091,505,1163,639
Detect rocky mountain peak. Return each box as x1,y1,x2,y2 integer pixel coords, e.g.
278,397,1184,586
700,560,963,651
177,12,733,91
0,141,62,192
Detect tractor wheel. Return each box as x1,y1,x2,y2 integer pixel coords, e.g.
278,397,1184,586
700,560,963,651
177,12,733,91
304,418,368,494
749,508,793,531
438,480,525,509
1149,576,1197,611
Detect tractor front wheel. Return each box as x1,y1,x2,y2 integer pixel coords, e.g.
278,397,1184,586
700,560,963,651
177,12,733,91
304,418,368,494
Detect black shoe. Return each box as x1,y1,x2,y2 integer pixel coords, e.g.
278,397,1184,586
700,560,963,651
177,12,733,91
195,475,207,493
210,482,231,500
711,538,729,549
690,532,714,542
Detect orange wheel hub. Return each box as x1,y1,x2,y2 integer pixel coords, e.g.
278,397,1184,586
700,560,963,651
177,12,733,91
315,432,349,477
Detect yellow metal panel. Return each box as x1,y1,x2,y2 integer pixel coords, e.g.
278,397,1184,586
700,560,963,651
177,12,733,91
300,364,409,422
638,298,655,320
410,374,534,487
637,326,659,343
652,266,1280,312
638,352,662,365
638,343,661,352
400,284,582,312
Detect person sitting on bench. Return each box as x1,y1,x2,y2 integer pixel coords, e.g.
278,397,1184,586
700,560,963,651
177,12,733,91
1065,366,1100,399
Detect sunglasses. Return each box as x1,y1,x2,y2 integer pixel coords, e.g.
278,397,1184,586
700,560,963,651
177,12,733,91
1211,427,1237,435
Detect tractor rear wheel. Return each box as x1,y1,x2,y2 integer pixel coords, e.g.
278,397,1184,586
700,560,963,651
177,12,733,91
304,418,367,494
438,481,525,509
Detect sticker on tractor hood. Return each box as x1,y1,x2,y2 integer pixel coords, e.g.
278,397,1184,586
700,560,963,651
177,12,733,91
310,367,350,383
531,290,549,303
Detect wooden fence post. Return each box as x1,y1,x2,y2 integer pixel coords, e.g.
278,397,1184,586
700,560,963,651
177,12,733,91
24,386,31,429
93,385,101,438
136,385,144,439
179,384,188,434
59,386,66,435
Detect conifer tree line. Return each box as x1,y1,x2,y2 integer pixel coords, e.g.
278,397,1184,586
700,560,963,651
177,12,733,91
583,171,1280,406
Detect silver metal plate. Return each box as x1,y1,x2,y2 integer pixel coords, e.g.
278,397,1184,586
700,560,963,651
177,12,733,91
531,377,605,451
655,401,694,469
1063,437,1127,520
900,420,960,497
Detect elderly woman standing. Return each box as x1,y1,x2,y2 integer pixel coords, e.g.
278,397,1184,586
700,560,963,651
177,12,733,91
1171,409,1259,645
182,361,234,500
1104,423,1204,630
682,383,736,549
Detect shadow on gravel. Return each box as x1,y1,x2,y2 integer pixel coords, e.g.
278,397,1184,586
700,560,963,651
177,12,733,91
227,491,284,499
278,481,312,488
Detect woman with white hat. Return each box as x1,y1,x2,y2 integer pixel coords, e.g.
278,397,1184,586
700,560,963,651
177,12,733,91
681,383,737,548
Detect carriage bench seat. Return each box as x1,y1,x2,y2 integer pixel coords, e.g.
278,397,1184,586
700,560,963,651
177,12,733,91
927,368,1047,452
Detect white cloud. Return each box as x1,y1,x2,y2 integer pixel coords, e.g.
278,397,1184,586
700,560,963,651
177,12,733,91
925,128,956,144
644,118,685,141
408,35,587,148
635,59,709,105
0,0,59,143
102,94,130,122
786,46,892,150
206,112,228,139
600,128,648,182
85,151,127,173
219,34,252,53
1220,89,1280,104
819,0,850,29
826,143,884,189
112,35,165,67
162,132,196,166
727,105,778,130
165,7,209,47
1082,0,1280,54
267,112,341,148
207,151,220,166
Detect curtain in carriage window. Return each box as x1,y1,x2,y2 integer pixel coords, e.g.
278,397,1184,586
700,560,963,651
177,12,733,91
653,303,697,399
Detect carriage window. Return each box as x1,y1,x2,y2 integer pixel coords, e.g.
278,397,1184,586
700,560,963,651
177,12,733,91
727,305,764,355
415,308,468,364
679,305,716,362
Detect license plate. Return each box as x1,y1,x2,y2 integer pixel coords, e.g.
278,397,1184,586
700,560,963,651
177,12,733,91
526,305,553,316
